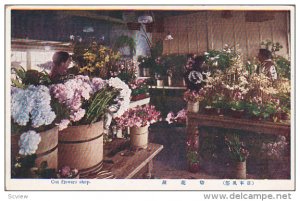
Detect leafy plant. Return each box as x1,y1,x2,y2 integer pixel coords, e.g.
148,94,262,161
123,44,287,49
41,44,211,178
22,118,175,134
225,134,249,162
11,68,51,87
274,56,290,79
113,35,136,56
187,151,200,164
83,87,119,124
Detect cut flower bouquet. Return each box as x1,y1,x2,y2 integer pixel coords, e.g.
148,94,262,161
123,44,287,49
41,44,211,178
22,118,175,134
115,105,160,129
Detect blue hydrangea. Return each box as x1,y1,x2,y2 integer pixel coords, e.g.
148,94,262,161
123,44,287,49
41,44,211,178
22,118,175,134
11,85,56,128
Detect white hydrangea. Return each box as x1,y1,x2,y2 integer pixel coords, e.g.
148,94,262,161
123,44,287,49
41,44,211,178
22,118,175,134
18,130,41,155
108,77,131,118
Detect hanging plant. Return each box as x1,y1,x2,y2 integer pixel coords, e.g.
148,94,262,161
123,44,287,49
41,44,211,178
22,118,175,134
113,35,136,56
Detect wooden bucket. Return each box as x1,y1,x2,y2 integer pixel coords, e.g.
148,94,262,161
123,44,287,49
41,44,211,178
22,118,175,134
130,125,149,149
58,121,104,173
11,126,58,169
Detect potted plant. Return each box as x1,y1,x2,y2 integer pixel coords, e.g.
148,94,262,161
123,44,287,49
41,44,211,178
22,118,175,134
129,78,149,101
225,134,249,179
184,89,205,113
229,100,246,118
51,76,131,172
187,151,200,173
72,41,121,79
11,84,59,171
261,135,288,178
113,35,136,57
115,105,160,149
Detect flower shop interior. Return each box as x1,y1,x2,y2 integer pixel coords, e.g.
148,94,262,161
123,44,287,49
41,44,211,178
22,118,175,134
10,8,292,180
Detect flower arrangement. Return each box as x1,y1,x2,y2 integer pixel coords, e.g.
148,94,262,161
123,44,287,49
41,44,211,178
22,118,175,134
129,78,149,97
11,85,57,156
51,76,131,130
18,130,41,156
115,58,138,83
115,105,160,129
225,135,249,162
261,135,288,160
183,89,206,103
166,109,187,124
204,44,240,71
189,43,291,121
72,41,120,79
57,166,79,178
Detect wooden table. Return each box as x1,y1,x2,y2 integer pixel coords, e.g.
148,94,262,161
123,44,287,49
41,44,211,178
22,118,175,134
186,113,291,164
103,139,163,179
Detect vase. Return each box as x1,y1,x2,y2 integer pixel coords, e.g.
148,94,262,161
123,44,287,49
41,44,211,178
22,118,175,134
130,125,149,149
116,129,123,138
188,162,200,173
232,161,246,179
143,68,150,77
11,126,59,169
156,79,164,87
187,101,200,113
167,76,172,86
58,121,104,174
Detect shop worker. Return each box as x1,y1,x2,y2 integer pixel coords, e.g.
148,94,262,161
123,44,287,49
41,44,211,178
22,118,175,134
257,49,278,80
50,51,72,83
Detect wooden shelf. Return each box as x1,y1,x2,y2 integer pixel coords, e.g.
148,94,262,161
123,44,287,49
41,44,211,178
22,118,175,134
149,85,186,90
187,113,291,136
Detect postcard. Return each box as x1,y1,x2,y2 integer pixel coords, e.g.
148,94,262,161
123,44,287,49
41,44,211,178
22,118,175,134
5,4,295,191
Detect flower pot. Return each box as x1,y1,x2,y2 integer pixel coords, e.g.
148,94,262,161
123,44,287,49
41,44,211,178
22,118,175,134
130,125,149,149
232,161,246,179
167,76,172,86
188,162,200,173
187,101,200,113
58,121,104,174
203,106,216,115
230,108,245,118
142,68,150,77
11,126,59,169
156,79,164,87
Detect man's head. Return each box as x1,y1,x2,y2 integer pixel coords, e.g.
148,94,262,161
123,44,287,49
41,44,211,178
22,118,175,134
258,49,272,62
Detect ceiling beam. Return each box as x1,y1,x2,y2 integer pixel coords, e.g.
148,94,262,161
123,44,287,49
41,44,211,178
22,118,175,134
62,11,126,24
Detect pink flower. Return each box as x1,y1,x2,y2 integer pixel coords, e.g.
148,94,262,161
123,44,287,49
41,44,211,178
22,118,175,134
70,108,85,122
57,119,70,131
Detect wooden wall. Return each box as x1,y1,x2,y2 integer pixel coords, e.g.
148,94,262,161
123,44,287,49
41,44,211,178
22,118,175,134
159,11,290,59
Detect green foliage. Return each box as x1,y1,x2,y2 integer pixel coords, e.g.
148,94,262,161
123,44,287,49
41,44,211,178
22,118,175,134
113,35,136,56
150,40,163,58
12,155,37,178
11,67,51,87
260,39,283,53
83,87,119,124
274,56,290,79
187,151,199,163
225,134,249,162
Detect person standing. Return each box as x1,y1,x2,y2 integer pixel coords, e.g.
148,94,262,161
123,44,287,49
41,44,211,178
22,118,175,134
257,49,278,80
50,51,72,83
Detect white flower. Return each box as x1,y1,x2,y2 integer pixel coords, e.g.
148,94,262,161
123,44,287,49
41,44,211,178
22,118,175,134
18,130,41,155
